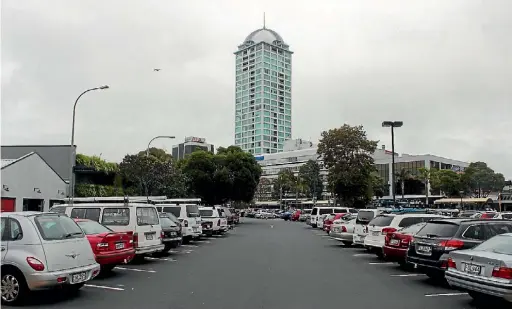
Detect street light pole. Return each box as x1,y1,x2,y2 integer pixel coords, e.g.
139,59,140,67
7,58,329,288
68,85,109,206
382,121,403,207
144,135,175,197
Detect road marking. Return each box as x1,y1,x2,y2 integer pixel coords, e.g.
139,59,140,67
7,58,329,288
424,292,468,297
368,262,395,265
145,257,177,262
181,245,198,248
353,254,370,257
196,240,211,244
115,267,156,273
390,274,426,277
169,249,193,254
84,284,124,291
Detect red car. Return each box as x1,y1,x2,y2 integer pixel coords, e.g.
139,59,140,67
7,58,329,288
74,219,136,272
383,222,427,265
323,213,350,233
291,210,301,221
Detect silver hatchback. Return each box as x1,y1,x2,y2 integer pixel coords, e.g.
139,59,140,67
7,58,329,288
1,212,100,305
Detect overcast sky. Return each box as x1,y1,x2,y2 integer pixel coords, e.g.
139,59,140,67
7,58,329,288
2,0,511,178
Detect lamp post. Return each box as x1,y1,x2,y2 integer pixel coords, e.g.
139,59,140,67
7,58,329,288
382,121,403,206
68,85,109,205
144,136,175,196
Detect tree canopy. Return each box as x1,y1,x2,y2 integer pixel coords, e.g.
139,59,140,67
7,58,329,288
298,160,324,200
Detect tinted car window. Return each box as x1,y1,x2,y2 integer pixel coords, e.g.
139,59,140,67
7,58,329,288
159,217,177,228
10,219,23,240
474,234,512,255
462,225,487,240
35,215,84,240
357,211,376,224
200,209,214,217
76,220,112,235
319,208,333,215
398,217,423,228
70,208,101,222
416,221,459,237
399,222,426,234
349,209,358,214
333,209,348,214
369,215,394,227
217,209,225,217
502,214,512,220
163,207,181,218
311,208,318,215
102,208,130,226
487,223,512,236
186,205,200,217
136,207,159,225
0,218,6,240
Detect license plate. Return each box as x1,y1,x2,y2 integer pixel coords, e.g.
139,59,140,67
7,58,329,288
372,231,380,236
463,263,481,275
115,243,124,250
170,232,177,236
389,239,400,246
71,272,87,284
145,234,154,240
416,245,432,256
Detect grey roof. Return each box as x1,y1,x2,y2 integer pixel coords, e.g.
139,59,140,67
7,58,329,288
1,145,75,181
244,28,284,44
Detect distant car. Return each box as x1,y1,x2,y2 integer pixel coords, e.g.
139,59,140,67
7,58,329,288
291,210,301,221
299,209,311,222
446,233,512,303
282,212,292,221
383,222,427,266
74,219,135,272
323,213,352,233
1,212,100,305
158,213,182,252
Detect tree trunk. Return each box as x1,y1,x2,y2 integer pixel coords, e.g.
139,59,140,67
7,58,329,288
401,180,405,199
425,180,429,206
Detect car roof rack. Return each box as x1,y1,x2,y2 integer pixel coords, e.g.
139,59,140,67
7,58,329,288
149,198,202,205
62,196,168,205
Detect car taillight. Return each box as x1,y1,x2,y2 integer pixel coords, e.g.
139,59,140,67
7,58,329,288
447,258,457,269
439,240,464,251
400,236,411,248
160,231,165,239
133,232,139,248
97,242,109,251
492,267,512,279
381,227,397,235
26,257,45,271
385,233,392,244
341,226,347,232
217,219,220,226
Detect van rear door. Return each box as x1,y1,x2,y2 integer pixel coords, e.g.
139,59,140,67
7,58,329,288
135,206,162,248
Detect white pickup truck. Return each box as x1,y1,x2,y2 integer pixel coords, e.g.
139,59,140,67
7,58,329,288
199,206,228,235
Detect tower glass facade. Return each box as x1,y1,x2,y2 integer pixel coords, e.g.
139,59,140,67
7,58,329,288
234,28,292,155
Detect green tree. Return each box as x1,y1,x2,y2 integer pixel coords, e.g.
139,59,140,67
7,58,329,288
370,173,386,199
460,162,505,197
272,169,296,200
137,147,173,162
256,178,272,201
417,167,431,204
221,146,262,203
430,169,462,197
317,124,378,208
298,160,324,200
395,168,413,199
181,151,217,204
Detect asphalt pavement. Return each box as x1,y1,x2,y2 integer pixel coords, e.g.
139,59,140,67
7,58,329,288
14,218,500,309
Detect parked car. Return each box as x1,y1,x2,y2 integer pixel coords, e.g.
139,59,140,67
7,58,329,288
329,218,357,246
323,213,353,233
383,222,427,266
364,213,444,258
229,208,240,224
1,212,100,305
157,204,202,243
220,207,235,227
199,206,228,236
406,218,512,280
158,213,182,252
291,210,301,221
74,219,135,272
445,233,512,303
299,209,311,222
282,211,293,221
353,209,385,246
310,206,357,228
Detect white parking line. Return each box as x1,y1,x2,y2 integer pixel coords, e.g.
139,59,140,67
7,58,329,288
145,257,177,262
181,245,199,248
424,292,468,297
353,254,371,257
390,274,426,277
84,284,124,291
368,262,395,265
115,267,156,273
194,240,211,244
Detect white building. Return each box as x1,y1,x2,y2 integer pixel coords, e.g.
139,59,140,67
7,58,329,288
255,139,469,202
1,152,67,212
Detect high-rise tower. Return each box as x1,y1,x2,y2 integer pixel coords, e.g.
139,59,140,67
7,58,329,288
234,20,292,155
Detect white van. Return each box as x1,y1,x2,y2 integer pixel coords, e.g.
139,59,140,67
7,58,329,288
199,206,228,235
156,204,202,242
310,207,357,228
353,209,385,246
54,199,164,256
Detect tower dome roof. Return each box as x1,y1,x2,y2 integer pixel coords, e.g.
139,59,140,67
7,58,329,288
244,28,284,44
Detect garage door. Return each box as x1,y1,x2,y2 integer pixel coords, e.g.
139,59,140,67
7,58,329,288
1,198,16,212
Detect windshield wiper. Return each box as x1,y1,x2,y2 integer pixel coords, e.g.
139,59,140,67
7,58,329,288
64,232,83,238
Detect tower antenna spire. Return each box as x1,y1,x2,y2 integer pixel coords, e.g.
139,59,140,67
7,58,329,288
263,12,266,29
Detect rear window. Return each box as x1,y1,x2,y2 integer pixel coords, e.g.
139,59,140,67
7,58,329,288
502,214,512,220
357,211,376,224
217,209,225,217
35,215,84,240
200,209,214,217
416,221,460,238
162,207,181,218
487,223,512,236
102,208,130,226
319,208,333,215
186,205,200,217
349,209,358,214
70,208,101,222
474,235,512,255
159,216,177,228
136,207,159,226
369,215,394,227
399,222,426,234
49,206,66,214
333,209,348,214
222,208,232,216
311,208,318,215
76,220,112,235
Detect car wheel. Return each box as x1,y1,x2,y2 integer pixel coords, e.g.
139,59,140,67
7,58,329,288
341,241,352,246
1,268,28,306
182,236,192,244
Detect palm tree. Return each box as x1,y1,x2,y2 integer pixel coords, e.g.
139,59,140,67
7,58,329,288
417,168,431,205
395,168,412,199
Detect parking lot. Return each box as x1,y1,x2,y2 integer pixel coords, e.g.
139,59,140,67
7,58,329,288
8,218,503,309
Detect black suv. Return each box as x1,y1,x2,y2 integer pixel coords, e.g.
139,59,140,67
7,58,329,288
406,219,512,280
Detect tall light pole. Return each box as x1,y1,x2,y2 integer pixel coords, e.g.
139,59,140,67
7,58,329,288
144,136,175,196
68,85,109,205
382,121,403,207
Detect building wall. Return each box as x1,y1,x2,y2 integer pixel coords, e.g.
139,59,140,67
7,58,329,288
235,39,292,155
1,154,67,212
172,142,214,160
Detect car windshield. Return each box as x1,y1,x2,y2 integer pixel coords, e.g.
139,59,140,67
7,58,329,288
76,220,112,235
415,221,459,238
162,207,181,218
159,216,177,228
200,209,214,217
186,205,200,217
35,215,84,240
369,215,394,227
136,207,159,225
473,235,512,255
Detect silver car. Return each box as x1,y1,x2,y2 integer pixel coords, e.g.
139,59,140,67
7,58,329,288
446,233,512,303
1,212,101,305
